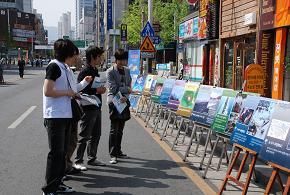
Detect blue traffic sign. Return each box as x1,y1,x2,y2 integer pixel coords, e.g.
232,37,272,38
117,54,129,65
141,21,155,37
150,36,161,44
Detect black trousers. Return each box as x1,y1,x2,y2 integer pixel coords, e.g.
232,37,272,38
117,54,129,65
75,109,102,164
109,119,126,157
66,120,78,173
19,68,24,78
42,118,71,193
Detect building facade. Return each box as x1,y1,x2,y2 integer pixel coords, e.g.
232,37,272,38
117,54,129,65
58,12,72,39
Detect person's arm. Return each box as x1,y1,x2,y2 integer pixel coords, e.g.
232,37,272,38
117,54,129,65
106,69,119,95
43,79,75,98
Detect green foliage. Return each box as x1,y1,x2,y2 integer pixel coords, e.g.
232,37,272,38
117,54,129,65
121,0,189,46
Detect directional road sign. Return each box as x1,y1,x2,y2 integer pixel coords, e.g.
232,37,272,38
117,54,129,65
150,36,161,44
141,21,155,37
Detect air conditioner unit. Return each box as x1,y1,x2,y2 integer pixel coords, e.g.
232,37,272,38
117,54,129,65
244,12,256,26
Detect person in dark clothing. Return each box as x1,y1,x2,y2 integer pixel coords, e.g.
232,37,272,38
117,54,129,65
74,46,106,170
106,49,132,164
18,57,25,78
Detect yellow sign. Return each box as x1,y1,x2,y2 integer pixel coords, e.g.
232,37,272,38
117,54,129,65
244,64,265,96
140,36,156,52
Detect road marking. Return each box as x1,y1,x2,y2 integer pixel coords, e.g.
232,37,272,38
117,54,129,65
133,115,216,195
8,106,37,129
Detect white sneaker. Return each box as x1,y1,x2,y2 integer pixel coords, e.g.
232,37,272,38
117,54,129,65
109,157,118,164
73,163,87,171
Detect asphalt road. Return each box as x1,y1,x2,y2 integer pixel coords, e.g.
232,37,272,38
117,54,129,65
0,69,203,195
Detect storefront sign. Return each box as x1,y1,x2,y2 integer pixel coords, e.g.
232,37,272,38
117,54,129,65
275,0,290,28
261,0,275,30
198,17,207,39
208,0,219,39
272,28,287,99
156,63,170,71
257,31,274,97
179,17,198,40
244,64,265,96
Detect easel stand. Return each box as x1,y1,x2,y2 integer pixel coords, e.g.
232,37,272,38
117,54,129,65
265,163,290,195
202,134,230,179
218,144,257,195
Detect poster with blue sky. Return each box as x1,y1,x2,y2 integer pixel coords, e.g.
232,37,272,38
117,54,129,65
132,75,147,94
190,86,222,126
259,101,290,169
159,79,175,105
167,80,186,111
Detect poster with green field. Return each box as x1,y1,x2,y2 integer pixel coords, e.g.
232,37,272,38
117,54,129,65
211,89,238,136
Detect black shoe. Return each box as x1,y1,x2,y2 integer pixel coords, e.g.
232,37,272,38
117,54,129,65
87,159,106,166
42,192,57,195
57,183,75,193
66,167,82,175
118,153,128,158
62,175,73,181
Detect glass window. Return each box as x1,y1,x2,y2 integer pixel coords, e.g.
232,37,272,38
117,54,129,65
224,41,234,88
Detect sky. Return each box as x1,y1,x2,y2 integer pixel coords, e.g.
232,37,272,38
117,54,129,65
33,0,75,27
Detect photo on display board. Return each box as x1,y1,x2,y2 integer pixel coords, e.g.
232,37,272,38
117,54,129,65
167,80,186,110
238,107,255,125
207,88,223,117
267,119,290,142
132,75,146,93
247,100,276,140
150,79,157,94
154,83,164,96
193,92,210,113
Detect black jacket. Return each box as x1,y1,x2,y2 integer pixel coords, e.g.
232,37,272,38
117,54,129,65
77,64,102,110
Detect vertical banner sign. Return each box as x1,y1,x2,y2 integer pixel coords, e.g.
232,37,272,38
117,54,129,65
272,28,287,99
191,86,223,126
107,0,112,30
198,0,208,39
244,64,265,96
121,24,127,42
260,0,275,30
167,80,186,111
257,31,274,97
208,0,218,39
275,0,290,28
176,82,200,117
99,0,105,46
128,50,141,75
260,101,290,169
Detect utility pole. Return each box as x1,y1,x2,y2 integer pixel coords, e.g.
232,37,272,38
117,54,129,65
112,0,116,57
145,0,153,74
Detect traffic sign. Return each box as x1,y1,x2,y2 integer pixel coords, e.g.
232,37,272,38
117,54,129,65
141,52,155,59
141,21,155,37
153,22,161,33
150,36,161,44
121,24,127,42
140,36,156,52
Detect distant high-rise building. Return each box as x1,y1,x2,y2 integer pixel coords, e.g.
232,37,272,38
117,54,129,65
75,0,95,41
23,0,32,13
58,12,72,39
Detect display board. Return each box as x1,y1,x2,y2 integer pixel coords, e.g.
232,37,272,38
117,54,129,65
230,96,276,152
151,78,165,103
143,75,155,95
176,82,200,117
167,80,186,110
159,79,175,105
131,74,138,88
190,86,222,126
132,75,147,94
259,101,290,169
211,90,238,136
129,95,141,109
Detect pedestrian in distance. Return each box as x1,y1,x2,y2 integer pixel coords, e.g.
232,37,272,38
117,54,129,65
74,46,106,171
106,49,132,164
18,57,25,78
0,59,4,83
42,39,92,195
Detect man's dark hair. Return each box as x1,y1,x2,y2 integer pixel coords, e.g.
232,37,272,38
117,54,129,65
85,46,104,64
114,49,128,61
54,39,79,62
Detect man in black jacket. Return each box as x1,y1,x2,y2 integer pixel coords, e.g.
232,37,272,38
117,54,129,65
74,46,106,170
